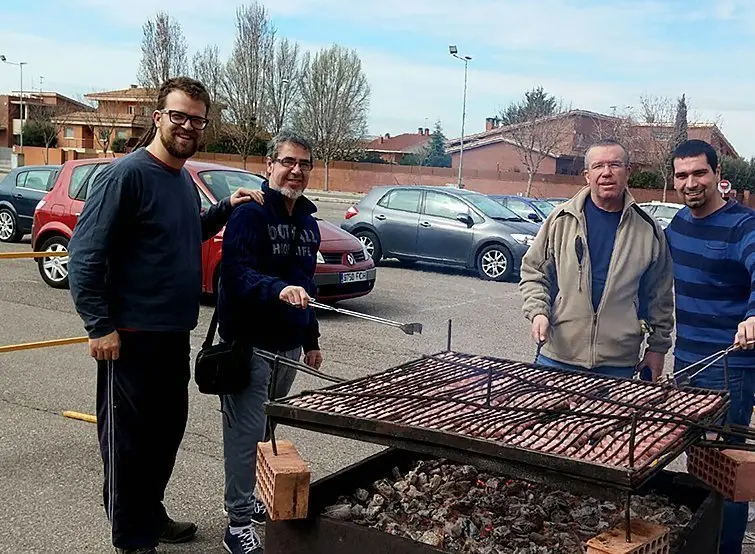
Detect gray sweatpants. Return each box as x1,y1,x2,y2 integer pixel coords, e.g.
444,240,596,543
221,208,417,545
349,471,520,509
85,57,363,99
222,348,301,525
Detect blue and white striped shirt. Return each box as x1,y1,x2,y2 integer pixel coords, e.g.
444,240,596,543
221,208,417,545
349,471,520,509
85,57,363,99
665,201,755,368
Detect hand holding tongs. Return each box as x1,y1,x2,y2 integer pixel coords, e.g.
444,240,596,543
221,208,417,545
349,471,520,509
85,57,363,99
664,339,755,386
309,300,423,335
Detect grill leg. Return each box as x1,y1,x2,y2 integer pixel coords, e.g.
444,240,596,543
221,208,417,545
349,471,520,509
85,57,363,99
625,492,632,542
269,419,278,456
446,319,453,351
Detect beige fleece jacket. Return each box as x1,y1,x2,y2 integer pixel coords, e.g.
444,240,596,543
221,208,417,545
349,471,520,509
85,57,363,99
519,187,674,368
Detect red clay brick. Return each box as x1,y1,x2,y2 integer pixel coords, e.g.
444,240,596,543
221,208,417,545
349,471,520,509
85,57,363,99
256,440,310,521
586,519,669,554
688,446,755,502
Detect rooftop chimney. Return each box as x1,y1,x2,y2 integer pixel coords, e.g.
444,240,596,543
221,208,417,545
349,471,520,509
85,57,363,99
425,128,430,135
384,133,390,139
130,84,138,89
418,127,423,134
485,117,501,131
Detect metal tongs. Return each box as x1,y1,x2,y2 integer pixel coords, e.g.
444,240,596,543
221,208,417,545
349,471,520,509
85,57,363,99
309,300,423,335
664,339,755,386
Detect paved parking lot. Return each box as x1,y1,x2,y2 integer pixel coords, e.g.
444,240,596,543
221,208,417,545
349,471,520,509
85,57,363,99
1,197,750,553
0,198,543,553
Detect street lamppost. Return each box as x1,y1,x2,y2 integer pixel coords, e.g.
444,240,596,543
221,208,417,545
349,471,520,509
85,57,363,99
449,45,471,188
1,55,27,151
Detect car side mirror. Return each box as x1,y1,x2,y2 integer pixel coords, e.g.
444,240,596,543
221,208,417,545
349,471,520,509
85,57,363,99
456,213,474,227
527,212,541,222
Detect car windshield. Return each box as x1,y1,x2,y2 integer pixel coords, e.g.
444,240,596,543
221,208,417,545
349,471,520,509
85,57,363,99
654,205,681,220
464,194,523,220
199,170,265,200
532,200,555,216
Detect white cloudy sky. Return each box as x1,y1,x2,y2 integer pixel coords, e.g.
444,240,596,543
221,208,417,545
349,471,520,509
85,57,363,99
2,0,755,156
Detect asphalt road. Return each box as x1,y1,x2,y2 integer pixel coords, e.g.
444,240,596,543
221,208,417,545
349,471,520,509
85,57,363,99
0,199,539,553
1,198,750,553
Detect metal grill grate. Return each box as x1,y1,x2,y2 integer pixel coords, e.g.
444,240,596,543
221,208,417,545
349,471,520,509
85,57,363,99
267,351,728,491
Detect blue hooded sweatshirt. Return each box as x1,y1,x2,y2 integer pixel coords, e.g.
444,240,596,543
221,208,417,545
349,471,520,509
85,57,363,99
217,182,321,352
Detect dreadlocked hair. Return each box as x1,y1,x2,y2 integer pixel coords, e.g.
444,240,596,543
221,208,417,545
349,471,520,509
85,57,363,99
132,76,212,150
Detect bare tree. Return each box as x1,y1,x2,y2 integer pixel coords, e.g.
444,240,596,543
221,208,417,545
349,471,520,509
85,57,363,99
192,45,223,102
192,44,224,148
29,104,79,163
137,11,188,90
637,94,675,201
221,3,275,167
265,38,301,135
81,100,124,157
293,45,370,190
499,90,571,196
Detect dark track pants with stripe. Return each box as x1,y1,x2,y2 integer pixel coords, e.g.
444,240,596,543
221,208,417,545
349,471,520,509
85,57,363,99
96,331,191,549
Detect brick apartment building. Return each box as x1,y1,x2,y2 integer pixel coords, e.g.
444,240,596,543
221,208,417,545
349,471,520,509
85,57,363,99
0,91,89,149
364,127,433,164
446,110,738,175
53,85,155,151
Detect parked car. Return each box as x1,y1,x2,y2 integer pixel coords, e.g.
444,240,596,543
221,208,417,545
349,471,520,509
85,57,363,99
31,158,376,301
637,201,684,229
0,164,61,242
544,197,569,205
488,195,555,223
341,185,540,281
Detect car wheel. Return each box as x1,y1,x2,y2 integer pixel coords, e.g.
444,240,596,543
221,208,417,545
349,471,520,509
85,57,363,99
476,244,513,282
37,236,70,289
0,208,22,243
355,230,382,263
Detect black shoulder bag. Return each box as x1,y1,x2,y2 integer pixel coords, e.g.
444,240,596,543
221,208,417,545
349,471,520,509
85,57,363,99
194,305,251,395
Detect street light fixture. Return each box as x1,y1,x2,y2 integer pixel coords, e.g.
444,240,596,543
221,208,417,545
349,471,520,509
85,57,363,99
1,54,28,151
449,45,471,188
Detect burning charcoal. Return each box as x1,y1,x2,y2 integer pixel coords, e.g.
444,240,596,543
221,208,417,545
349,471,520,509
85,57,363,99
486,477,500,490
569,505,599,528
444,519,463,538
351,504,364,518
418,528,444,547
365,504,383,519
511,518,539,535
528,532,548,546
428,474,443,491
392,466,402,480
368,493,385,508
406,485,424,499
453,465,478,481
324,503,353,520
417,473,428,487
407,471,419,486
460,517,479,538
354,488,370,502
393,480,409,493
374,479,395,500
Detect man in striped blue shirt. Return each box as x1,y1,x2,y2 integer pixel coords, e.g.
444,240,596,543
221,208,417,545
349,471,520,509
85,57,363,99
666,139,755,554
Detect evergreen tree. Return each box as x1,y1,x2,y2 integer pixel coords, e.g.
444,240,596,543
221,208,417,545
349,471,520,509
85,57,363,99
423,121,452,168
499,86,558,126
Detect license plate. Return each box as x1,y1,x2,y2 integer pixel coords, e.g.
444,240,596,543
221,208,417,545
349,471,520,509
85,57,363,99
340,271,368,283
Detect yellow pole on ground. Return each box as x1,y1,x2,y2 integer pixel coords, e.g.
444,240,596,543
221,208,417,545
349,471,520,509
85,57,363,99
62,411,97,424
0,336,88,354
0,251,68,259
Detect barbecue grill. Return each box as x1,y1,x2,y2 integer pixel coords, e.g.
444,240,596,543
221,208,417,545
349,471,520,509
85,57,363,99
265,350,729,501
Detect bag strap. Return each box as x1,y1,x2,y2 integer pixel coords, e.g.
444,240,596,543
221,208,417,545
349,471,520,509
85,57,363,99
203,306,219,349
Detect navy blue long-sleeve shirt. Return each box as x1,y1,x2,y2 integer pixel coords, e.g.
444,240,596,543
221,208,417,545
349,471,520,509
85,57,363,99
69,148,232,338
666,200,755,368
217,182,321,353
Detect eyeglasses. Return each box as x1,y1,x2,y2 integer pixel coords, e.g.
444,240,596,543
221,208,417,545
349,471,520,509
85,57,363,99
589,161,626,171
274,157,313,171
159,109,209,130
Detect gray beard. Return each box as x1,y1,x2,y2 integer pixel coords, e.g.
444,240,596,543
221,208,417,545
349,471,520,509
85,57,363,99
274,184,303,201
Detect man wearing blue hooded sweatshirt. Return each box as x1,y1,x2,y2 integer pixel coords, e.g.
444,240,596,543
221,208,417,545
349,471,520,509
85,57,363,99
216,130,322,554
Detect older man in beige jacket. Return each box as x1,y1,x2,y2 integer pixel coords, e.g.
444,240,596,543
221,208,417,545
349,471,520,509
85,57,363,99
519,139,674,379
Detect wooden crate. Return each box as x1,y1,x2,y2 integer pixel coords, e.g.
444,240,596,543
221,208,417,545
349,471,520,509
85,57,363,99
586,519,669,554
688,445,755,502
256,440,310,521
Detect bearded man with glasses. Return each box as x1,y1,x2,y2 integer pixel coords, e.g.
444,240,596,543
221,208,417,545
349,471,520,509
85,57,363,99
68,77,260,554
216,129,323,554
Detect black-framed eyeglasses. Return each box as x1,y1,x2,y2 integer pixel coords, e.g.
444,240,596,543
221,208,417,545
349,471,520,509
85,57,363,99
159,109,209,130
274,157,313,171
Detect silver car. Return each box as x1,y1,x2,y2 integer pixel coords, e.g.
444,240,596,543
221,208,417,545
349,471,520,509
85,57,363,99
341,185,540,281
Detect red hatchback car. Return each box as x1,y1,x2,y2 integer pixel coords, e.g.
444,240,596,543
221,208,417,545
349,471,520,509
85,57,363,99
31,158,376,301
